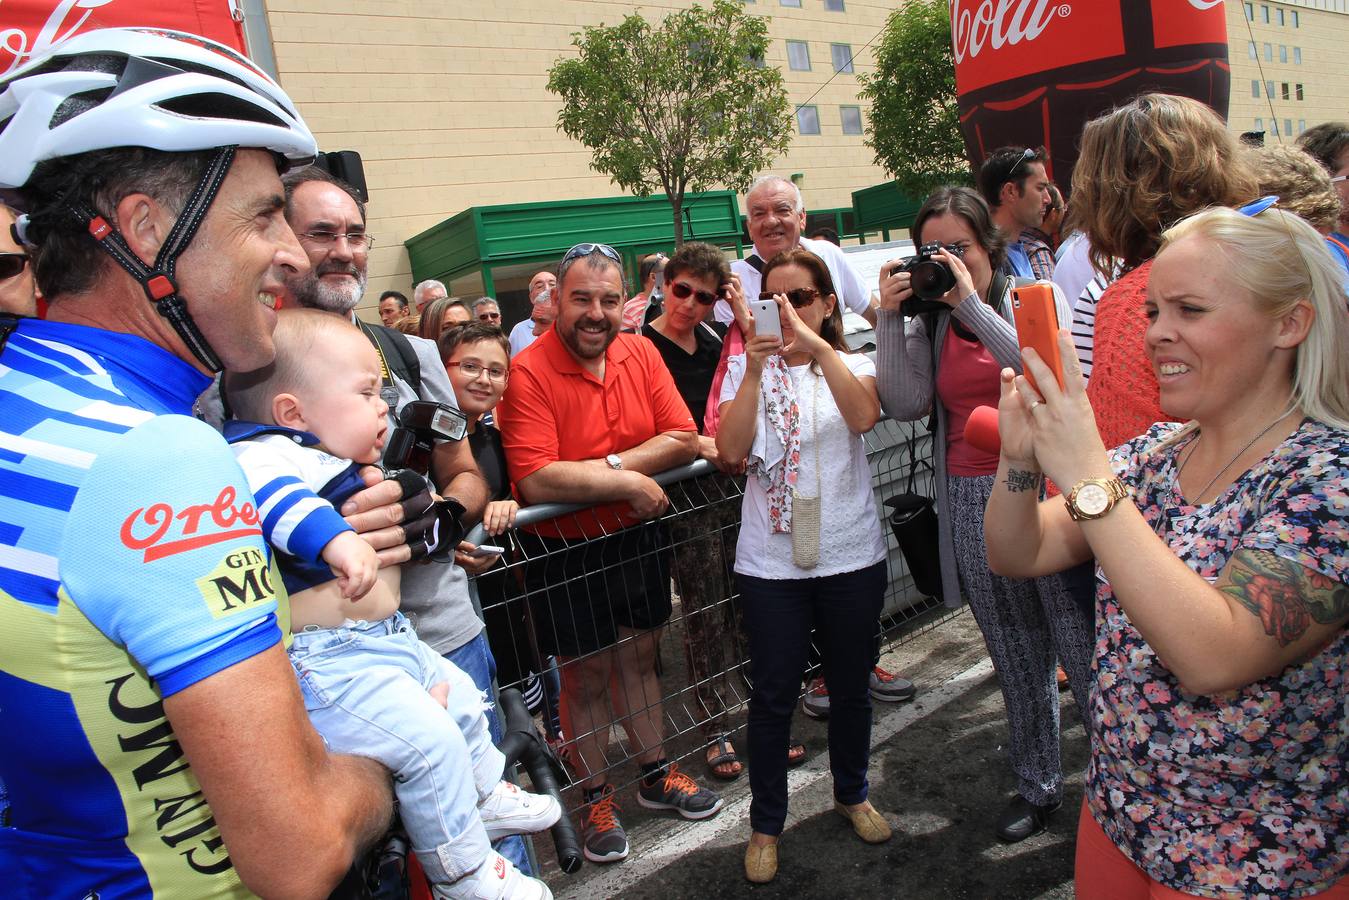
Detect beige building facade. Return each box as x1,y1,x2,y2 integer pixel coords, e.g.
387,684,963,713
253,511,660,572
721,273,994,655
262,0,895,313
256,0,1349,316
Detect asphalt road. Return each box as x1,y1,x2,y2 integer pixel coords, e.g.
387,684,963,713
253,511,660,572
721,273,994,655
541,612,1089,900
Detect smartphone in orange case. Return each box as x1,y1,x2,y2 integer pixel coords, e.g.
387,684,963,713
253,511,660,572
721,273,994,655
1010,282,1064,395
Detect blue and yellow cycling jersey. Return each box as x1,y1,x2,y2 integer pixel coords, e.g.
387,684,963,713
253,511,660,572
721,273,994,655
0,319,284,898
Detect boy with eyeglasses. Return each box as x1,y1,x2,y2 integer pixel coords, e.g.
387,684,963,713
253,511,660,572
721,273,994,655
224,309,560,900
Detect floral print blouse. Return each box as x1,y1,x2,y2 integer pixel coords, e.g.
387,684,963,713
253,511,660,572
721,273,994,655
1088,420,1348,898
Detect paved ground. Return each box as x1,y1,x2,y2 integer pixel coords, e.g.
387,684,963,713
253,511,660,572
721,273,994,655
538,612,1089,900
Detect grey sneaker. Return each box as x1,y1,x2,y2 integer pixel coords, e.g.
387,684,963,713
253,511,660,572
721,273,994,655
870,665,916,702
636,763,723,820
802,677,830,719
582,784,629,864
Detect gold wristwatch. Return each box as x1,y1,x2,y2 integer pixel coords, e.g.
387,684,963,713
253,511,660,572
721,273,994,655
1064,477,1129,521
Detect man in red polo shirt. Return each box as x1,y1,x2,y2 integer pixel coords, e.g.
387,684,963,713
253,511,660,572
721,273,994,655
496,243,722,865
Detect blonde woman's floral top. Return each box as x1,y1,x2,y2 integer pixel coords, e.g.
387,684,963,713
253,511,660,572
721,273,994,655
1088,420,1348,899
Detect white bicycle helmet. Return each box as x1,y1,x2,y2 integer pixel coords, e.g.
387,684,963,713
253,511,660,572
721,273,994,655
0,27,316,189
0,28,319,372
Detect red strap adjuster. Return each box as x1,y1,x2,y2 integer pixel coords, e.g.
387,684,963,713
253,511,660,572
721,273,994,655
147,274,176,300
88,217,112,240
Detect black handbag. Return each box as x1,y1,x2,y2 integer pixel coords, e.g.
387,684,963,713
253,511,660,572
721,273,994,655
883,441,943,601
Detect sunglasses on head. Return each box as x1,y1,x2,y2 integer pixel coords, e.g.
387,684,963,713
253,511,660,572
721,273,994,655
759,288,820,309
669,279,721,306
1004,147,1036,183
0,252,28,280
561,242,622,266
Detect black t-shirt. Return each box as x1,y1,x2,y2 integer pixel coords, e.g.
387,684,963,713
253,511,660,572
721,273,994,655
468,422,512,501
641,320,726,433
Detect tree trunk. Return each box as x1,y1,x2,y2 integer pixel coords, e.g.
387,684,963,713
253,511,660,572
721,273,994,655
670,195,684,248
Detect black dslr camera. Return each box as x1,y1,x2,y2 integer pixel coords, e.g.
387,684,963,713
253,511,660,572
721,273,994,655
383,401,468,473
892,242,964,316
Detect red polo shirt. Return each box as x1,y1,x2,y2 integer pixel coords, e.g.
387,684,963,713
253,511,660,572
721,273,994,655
496,326,695,539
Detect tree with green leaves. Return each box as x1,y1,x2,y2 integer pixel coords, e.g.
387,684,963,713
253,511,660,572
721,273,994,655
858,0,970,199
547,0,792,247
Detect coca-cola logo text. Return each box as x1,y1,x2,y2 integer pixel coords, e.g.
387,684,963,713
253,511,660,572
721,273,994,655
0,0,117,78
951,0,1070,63
120,486,261,563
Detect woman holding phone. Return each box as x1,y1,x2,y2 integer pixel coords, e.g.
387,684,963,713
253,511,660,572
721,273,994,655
984,205,1349,899
716,249,889,883
875,186,1091,843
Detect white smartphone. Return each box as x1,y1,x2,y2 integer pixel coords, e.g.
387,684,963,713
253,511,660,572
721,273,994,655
468,544,505,557
750,297,783,342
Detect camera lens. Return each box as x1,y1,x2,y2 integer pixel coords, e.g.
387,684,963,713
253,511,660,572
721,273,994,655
910,260,955,300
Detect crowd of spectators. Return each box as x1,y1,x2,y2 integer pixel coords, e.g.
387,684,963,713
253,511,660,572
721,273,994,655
1,28,1347,900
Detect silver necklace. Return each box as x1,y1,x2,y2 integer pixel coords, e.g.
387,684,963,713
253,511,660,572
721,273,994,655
1175,406,1297,504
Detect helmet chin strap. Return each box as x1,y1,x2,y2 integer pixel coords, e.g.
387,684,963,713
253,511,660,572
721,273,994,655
66,146,237,373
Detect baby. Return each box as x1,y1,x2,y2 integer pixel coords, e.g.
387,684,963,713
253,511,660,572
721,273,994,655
223,308,557,900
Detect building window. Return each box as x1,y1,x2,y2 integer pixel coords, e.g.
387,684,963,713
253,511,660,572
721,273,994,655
1261,5,1269,23
1292,10,1299,26
1294,46,1302,64
1255,117,1263,131
1264,43,1272,61
1271,119,1279,137
1251,79,1261,98
779,0,801,6
1284,118,1292,136
1266,80,1275,98
1277,8,1285,25
786,40,811,70
830,44,854,73
796,105,820,135
1281,82,1290,100
1296,83,1304,100
1280,45,1288,62
840,105,863,135
824,0,845,9
1244,1,1253,18
1299,118,1306,133
1248,40,1257,58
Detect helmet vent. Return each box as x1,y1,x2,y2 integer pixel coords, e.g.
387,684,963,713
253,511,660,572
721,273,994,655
157,92,287,129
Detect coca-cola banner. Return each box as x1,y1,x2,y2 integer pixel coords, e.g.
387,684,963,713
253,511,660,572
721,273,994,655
951,0,1229,194
1,0,246,79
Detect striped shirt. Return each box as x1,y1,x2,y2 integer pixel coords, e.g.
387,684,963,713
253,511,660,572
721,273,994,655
0,318,281,897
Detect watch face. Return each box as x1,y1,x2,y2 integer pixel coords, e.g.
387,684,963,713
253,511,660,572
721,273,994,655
1077,483,1111,516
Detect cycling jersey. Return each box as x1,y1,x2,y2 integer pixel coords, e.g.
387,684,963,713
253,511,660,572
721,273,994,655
0,318,284,898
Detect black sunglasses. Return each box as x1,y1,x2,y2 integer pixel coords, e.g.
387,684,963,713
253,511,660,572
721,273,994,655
0,252,28,280
759,288,820,309
669,279,720,306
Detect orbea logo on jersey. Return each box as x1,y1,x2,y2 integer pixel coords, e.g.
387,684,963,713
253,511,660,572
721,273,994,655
120,486,262,562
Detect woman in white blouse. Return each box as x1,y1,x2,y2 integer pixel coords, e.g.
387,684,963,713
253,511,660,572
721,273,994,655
716,248,890,884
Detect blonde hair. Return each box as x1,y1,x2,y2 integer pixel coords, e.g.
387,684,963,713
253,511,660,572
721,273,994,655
1250,145,1342,234
224,308,359,424
1160,206,1349,429
1069,93,1257,276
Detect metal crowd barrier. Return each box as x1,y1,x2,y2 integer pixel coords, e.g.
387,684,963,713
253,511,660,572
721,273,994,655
461,416,960,858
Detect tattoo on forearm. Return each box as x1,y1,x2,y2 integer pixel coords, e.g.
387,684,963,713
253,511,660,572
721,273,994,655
1003,469,1044,494
1219,549,1349,646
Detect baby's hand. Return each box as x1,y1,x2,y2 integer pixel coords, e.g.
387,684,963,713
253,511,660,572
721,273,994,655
323,530,379,600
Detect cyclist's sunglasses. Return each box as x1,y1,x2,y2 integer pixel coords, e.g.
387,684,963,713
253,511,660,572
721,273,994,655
0,253,28,280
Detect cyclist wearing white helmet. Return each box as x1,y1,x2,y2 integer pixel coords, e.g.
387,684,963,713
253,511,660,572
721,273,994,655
0,28,406,898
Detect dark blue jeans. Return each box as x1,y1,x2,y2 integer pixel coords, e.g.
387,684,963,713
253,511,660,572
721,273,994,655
739,560,887,836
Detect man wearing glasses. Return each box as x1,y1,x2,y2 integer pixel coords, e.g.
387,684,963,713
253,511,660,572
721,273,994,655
0,204,36,316
509,271,558,357
496,243,722,865
473,296,503,328
719,175,876,329
415,278,449,314
977,146,1052,280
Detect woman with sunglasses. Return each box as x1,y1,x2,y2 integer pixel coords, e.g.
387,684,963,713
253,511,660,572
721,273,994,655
876,186,1092,843
0,204,36,316
717,248,890,883
641,241,752,782
984,206,1349,899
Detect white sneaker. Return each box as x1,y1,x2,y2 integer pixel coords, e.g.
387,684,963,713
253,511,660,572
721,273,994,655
478,780,562,841
435,850,553,900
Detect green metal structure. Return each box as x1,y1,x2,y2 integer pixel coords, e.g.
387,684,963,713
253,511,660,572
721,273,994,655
851,180,924,242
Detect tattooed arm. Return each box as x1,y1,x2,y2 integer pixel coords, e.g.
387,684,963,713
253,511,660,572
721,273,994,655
1214,548,1349,657
984,453,1094,578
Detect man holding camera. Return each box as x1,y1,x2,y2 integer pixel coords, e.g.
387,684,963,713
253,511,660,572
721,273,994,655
716,175,876,328
977,146,1052,280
